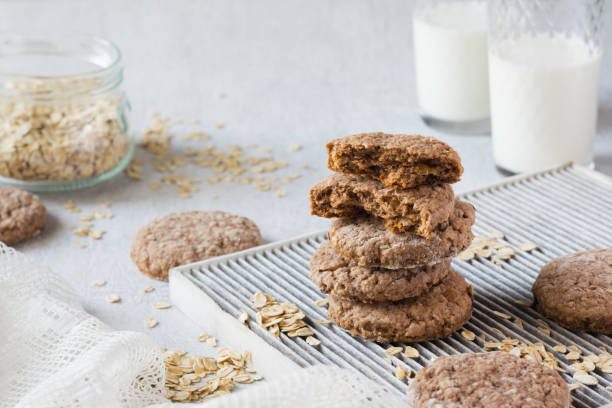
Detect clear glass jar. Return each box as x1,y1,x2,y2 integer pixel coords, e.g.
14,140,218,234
488,0,604,174
0,34,133,192
413,0,490,134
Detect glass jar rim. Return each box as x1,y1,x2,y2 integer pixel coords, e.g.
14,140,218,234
0,33,123,101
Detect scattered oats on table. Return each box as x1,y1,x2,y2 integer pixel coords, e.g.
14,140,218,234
92,280,107,287
153,302,172,309
144,317,159,329
72,242,86,249
198,334,217,347
105,294,120,303
143,286,155,293
214,122,224,129
288,142,302,152
64,200,80,213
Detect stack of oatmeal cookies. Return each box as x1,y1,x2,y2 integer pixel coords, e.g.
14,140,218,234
309,132,475,343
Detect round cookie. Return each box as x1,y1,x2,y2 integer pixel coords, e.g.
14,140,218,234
407,352,570,408
532,248,612,334
0,187,46,245
329,200,475,268
131,211,262,280
327,269,473,342
310,240,451,302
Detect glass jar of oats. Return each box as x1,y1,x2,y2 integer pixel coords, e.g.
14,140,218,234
0,34,133,191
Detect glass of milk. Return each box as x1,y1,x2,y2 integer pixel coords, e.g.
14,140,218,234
413,0,490,133
488,0,604,174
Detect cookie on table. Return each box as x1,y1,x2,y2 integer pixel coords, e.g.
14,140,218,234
326,132,463,189
131,210,262,281
407,352,569,408
329,200,474,269
0,187,46,245
532,248,612,334
310,241,450,302
309,173,454,237
327,269,473,342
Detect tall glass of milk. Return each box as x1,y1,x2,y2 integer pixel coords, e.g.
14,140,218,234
413,0,490,133
488,0,604,174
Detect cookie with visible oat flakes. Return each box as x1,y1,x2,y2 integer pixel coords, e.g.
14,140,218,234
326,132,463,188
0,187,46,245
309,173,454,236
329,200,475,269
327,269,473,343
407,352,569,408
532,248,612,334
131,210,261,280
310,241,451,302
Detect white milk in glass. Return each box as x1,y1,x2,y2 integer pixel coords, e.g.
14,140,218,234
489,34,601,173
413,1,489,127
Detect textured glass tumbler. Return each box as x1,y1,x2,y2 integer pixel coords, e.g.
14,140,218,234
488,0,604,174
413,0,490,134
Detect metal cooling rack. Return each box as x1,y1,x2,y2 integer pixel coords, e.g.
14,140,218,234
171,163,612,408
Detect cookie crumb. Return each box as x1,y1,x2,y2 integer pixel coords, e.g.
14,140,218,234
143,286,155,293
214,122,224,129
73,242,86,249
92,280,107,287
106,294,120,303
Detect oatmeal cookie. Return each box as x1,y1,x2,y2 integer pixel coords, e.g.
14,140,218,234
329,200,474,268
310,241,450,302
532,248,612,334
131,210,262,280
327,269,473,342
407,352,569,408
326,132,463,188
0,187,46,245
309,173,454,236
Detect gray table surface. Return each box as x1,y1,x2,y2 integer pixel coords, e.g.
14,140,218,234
2,0,612,357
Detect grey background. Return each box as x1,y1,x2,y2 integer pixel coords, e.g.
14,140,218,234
1,0,611,354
